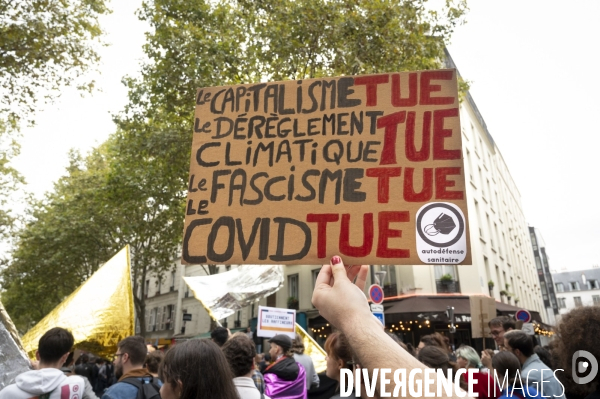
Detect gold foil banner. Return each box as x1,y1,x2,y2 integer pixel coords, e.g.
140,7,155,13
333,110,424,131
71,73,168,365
0,300,31,389
295,323,327,373
183,265,283,321
21,246,134,359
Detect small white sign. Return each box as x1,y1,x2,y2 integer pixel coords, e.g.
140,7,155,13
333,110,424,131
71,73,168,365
416,202,467,264
257,306,296,339
522,322,535,336
370,304,384,312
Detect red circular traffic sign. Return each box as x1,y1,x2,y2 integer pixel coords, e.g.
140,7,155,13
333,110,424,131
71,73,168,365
515,309,531,323
369,284,384,304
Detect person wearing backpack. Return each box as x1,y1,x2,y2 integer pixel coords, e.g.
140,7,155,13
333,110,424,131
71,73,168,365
0,327,86,399
75,354,96,387
101,336,161,399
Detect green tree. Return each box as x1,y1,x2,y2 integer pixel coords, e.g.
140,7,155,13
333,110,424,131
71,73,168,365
1,134,184,335
0,147,119,332
104,129,185,335
3,0,468,335
0,0,109,126
116,0,467,184
0,121,23,237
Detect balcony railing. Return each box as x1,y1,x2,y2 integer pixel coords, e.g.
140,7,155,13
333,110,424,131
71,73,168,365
436,280,461,294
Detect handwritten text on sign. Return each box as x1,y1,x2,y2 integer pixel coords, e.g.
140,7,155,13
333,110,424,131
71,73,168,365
183,70,470,265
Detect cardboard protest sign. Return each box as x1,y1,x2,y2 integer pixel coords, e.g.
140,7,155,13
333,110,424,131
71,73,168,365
183,69,470,265
470,295,496,339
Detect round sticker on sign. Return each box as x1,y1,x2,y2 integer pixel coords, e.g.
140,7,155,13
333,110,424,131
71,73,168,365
515,309,531,323
416,202,467,264
369,284,384,304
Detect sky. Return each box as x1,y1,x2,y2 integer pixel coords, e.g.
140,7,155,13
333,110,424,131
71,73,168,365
11,1,600,272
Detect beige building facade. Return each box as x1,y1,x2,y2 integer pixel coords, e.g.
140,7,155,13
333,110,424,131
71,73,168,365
138,262,269,342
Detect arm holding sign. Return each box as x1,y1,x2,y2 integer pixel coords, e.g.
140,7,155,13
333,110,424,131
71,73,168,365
312,256,466,399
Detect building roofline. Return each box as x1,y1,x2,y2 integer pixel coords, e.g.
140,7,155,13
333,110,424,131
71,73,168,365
443,48,495,150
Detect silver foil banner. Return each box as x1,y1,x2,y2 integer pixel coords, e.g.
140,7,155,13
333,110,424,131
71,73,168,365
0,301,31,390
184,265,283,321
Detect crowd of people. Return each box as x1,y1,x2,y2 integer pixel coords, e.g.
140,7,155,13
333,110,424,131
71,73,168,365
2,256,600,399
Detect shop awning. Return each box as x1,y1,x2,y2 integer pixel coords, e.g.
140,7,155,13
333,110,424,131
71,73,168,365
383,295,547,326
494,301,543,323
385,295,471,315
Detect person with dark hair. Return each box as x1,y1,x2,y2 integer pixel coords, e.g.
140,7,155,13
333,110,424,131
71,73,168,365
553,306,600,399
504,330,564,399
102,335,158,399
324,332,357,399
291,335,319,390
417,332,445,355
0,327,86,399
492,351,538,399
489,316,516,349
222,333,269,399
211,326,230,347
60,352,100,399
105,359,115,387
417,345,455,374
144,350,164,383
417,346,468,392
95,358,109,395
159,339,239,399
533,346,553,371
264,334,306,399
76,354,95,383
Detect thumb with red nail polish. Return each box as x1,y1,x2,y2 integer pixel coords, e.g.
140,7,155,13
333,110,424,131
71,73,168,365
312,254,371,330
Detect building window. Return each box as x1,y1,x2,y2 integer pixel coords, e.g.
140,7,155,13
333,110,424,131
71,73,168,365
288,274,299,301
160,306,166,330
535,257,542,271
170,271,176,292
146,309,152,331
312,269,320,289
589,280,599,290
150,307,158,331
166,305,174,330
571,282,580,291
226,265,231,271
593,295,600,305
145,280,150,298
530,231,538,250
574,297,583,307
555,283,564,293
558,298,566,309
